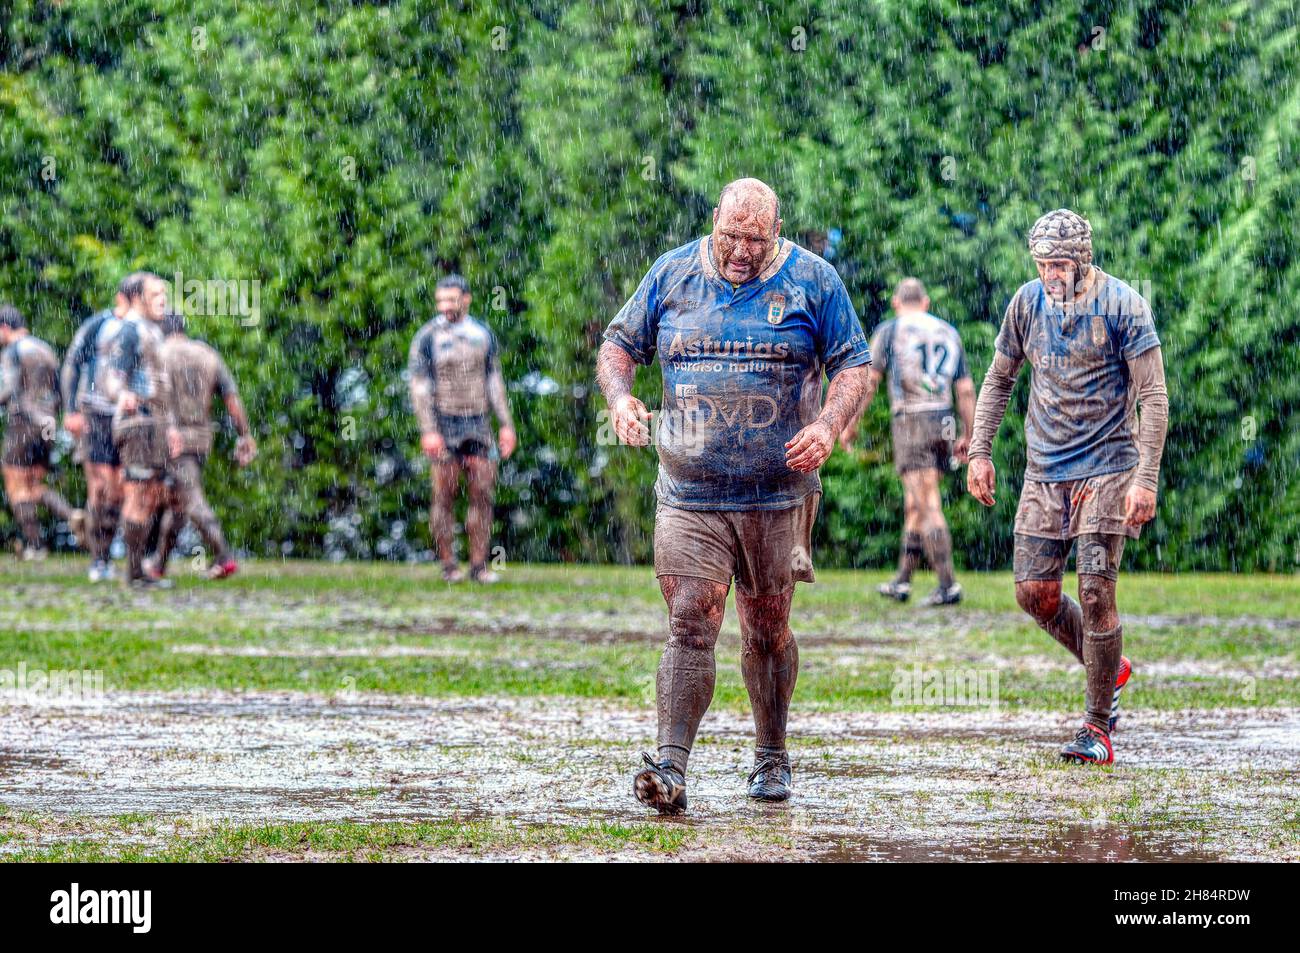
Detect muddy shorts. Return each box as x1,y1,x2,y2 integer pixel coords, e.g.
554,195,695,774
1014,467,1142,541
115,417,168,482
653,492,820,596
1,416,52,468
1014,533,1127,582
436,412,496,463
82,411,119,466
166,452,206,490
891,409,954,474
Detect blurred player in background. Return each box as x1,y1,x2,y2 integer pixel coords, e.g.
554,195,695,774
840,278,974,605
62,276,135,580
0,305,84,558
147,311,256,581
408,275,516,583
103,273,178,590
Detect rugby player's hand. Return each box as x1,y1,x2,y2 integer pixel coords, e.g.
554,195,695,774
235,435,258,467
967,456,996,505
611,394,652,447
64,413,86,438
498,426,517,460
953,435,970,463
786,420,835,472
421,431,446,460
167,428,183,460
1124,484,1157,527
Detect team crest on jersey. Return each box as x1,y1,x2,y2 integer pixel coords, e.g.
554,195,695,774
766,293,786,325
1091,315,1107,347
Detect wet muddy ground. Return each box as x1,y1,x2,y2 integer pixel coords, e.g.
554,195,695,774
1,560,1296,861
1,691,1296,861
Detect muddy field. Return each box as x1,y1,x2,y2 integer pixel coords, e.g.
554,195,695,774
0,560,1296,861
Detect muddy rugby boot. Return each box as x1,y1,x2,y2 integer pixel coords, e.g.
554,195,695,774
878,580,911,602
1060,723,1114,765
441,562,466,583
1109,656,1132,733
206,558,239,581
747,752,792,802
921,583,963,606
633,753,687,815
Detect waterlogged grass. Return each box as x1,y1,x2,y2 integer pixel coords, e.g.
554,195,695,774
0,815,690,862
0,559,1296,711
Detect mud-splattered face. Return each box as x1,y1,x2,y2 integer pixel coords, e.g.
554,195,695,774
712,194,781,285
435,287,470,321
1034,258,1080,302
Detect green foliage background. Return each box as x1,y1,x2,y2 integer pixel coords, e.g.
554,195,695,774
1,0,1297,570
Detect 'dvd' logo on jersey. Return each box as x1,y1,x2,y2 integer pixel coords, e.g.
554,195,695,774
766,293,786,325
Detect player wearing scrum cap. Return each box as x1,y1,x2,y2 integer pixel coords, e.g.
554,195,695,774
840,277,974,606
0,305,85,558
967,209,1168,765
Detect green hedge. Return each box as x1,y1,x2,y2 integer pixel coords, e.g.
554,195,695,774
1,0,1296,570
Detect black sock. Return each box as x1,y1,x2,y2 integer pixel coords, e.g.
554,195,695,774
922,527,956,589
656,640,717,777
896,531,924,584
123,519,150,581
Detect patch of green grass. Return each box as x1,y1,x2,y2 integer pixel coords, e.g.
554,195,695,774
1,559,1295,711
2,817,688,862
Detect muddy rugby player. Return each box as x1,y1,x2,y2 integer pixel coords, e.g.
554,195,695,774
840,277,975,606
967,209,1168,765
61,276,136,580
147,311,257,581
408,275,517,583
598,177,871,813
0,305,85,558
101,272,180,590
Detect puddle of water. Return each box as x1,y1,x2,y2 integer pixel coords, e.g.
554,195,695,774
1,693,1295,859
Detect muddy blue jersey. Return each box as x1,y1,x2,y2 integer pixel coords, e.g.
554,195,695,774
995,269,1159,482
604,236,870,510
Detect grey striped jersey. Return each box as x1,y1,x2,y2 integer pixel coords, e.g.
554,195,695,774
869,311,969,414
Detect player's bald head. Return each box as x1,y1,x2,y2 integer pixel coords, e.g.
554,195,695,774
716,178,780,232
894,278,927,305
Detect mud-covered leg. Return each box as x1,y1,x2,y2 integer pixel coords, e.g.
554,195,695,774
633,575,727,815
736,586,797,801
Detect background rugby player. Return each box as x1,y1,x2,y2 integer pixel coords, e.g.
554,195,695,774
149,311,256,581
408,275,516,584
841,277,974,605
103,273,179,590
62,276,136,581
0,305,84,558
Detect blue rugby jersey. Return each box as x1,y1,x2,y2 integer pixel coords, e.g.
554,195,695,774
995,269,1159,482
604,236,870,510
